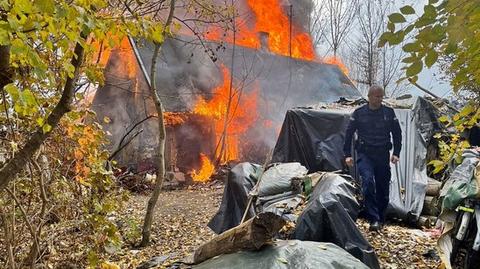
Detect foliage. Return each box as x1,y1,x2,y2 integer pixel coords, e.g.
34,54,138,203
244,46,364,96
428,103,480,173
379,0,480,94
379,0,480,172
0,110,135,267
0,0,170,267
63,111,127,265
0,0,166,134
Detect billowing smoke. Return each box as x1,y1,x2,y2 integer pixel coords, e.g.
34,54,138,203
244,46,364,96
291,0,315,32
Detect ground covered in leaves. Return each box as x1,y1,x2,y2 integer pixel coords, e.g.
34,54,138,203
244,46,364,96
357,219,440,269
112,183,224,268
108,182,440,269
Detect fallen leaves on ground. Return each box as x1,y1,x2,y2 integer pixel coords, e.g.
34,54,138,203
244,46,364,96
111,183,223,268
357,219,441,269
42,180,441,268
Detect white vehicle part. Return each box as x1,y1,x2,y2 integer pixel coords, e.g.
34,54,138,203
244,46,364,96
456,211,472,241
472,206,480,251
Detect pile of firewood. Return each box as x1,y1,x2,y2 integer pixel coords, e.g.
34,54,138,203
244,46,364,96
418,178,442,227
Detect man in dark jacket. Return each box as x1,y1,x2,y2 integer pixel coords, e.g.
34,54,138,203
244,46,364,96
343,85,402,231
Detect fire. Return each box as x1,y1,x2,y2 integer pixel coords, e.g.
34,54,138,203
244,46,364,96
206,23,260,49
203,1,352,73
164,112,187,126
90,39,112,67
323,56,349,76
121,38,138,79
191,153,215,182
91,36,136,78
194,65,258,164
246,0,315,60
204,0,315,61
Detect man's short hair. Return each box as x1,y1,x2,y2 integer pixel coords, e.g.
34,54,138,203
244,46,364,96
368,85,384,96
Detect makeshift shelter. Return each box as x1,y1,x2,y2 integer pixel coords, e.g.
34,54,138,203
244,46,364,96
207,97,442,268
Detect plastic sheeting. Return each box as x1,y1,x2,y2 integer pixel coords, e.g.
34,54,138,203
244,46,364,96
271,97,439,221
440,149,480,213
388,97,443,221
437,150,480,269
271,108,352,172
209,162,308,233
193,240,369,269
293,173,380,269
207,163,261,234
208,163,378,268
257,162,308,196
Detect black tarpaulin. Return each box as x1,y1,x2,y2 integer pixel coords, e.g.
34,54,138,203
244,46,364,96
271,108,352,172
208,162,379,269
293,173,380,269
207,162,261,234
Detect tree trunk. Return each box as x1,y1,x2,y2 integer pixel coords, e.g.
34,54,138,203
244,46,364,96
0,37,86,192
0,45,12,90
215,5,236,166
140,0,175,247
191,212,286,264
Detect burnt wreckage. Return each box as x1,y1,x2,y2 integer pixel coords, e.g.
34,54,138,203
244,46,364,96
91,36,359,173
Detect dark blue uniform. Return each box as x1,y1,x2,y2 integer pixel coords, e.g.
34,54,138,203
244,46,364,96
343,104,402,223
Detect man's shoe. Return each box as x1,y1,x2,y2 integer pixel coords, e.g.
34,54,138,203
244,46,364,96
369,221,381,232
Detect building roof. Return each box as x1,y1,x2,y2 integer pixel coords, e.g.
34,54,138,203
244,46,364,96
132,36,361,120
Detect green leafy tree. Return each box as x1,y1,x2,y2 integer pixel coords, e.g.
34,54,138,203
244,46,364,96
379,0,480,171
0,0,166,189
0,0,170,267
379,0,480,93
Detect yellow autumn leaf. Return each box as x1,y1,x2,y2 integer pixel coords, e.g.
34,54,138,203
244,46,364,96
74,149,84,160
78,137,88,147
100,261,120,269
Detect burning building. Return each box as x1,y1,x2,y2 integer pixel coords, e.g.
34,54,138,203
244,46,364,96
90,0,361,181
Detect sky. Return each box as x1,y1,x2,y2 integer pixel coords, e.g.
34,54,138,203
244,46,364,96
408,0,451,98
312,0,452,98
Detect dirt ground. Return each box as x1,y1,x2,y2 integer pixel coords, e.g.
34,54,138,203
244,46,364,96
113,183,440,269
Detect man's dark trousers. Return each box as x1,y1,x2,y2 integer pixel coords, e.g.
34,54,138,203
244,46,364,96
357,150,391,223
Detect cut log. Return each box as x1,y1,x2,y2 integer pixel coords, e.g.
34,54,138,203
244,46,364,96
422,195,440,216
417,215,437,228
191,212,286,264
426,178,442,196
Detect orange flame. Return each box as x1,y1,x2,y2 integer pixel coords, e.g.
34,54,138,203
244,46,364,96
206,23,261,49
203,2,352,73
205,0,315,61
194,65,258,164
90,39,112,67
191,153,215,182
91,36,136,78
164,112,187,126
323,56,349,76
246,0,315,60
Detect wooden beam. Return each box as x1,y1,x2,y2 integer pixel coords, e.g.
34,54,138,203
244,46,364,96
191,212,286,264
